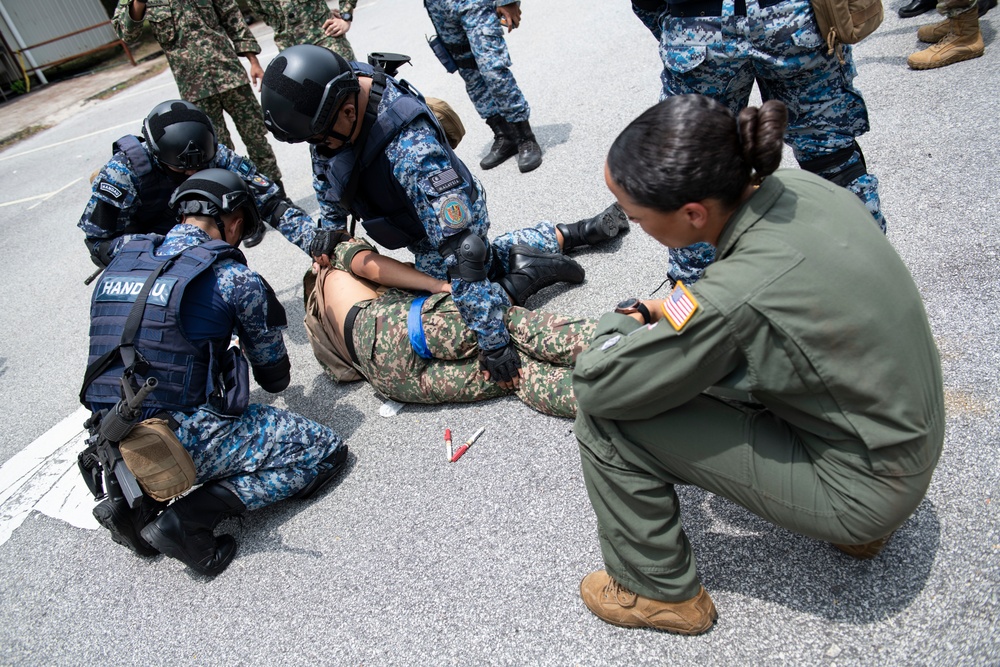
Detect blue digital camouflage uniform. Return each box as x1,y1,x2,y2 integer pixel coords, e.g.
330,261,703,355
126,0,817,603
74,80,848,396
635,0,885,285
312,79,560,352
423,0,530,123
79,140,321,262
118,225,343,511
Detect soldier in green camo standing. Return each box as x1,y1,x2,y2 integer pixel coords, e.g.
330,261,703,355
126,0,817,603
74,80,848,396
243,0,357,59
113,0,283,187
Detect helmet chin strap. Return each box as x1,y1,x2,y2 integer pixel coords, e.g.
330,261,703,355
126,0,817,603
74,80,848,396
321,91,360,149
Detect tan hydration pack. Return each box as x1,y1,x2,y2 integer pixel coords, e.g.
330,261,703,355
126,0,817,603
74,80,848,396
119,418,196,502
811,0,884,62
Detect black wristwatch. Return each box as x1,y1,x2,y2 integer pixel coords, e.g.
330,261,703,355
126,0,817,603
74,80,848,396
615,298,651,324
340,11,353,21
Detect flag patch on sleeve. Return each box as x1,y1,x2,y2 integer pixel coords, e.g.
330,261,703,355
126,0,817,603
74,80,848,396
662,281,698,331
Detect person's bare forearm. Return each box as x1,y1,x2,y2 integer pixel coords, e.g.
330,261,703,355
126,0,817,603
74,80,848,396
350,251,450,293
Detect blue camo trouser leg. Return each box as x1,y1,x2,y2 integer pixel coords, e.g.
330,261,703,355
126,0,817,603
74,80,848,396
654,0,884,283
172,404,344,511
424,0,530,122
632,3,665,40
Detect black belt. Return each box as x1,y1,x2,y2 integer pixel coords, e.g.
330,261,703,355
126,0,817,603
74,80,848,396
669,0,786,17
344,304,362,366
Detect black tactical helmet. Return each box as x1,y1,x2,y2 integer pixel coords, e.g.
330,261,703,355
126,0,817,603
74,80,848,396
143,100,217,170
261,44,360,144
168,168,261,244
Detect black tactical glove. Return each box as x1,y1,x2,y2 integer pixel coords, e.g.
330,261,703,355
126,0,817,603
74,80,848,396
309,229,352,260
478,342,522,385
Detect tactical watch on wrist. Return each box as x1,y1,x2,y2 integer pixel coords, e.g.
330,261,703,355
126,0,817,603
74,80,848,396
615,298,651,324
340,11,353,21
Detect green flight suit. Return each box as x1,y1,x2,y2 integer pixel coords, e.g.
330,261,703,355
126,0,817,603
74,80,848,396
572,170,944,602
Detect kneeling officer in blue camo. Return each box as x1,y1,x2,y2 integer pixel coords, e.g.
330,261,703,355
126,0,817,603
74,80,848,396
260,45,628,390
78,100,318,261
79,169,347,577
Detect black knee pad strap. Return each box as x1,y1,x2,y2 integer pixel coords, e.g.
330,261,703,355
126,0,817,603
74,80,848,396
798,141,868,188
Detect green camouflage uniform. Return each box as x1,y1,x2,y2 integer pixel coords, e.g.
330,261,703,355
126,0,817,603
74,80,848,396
323,240,596,418
243,0,357,59
113,0,282,181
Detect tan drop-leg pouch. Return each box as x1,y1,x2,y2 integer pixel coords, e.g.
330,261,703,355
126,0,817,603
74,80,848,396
119,418,196,502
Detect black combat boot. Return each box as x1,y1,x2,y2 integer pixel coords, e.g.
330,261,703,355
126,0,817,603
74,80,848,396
140,482,245,576
512,120,542,173
480,116,518,170
499,245,585,306
556,203,630,253
92,476,165,557
293,444,349,500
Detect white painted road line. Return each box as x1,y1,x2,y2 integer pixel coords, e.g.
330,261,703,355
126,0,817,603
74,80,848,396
0,119,141,163
0,407,97,549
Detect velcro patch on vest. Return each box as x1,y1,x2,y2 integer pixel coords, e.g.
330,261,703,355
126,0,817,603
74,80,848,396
96,179,126,203
436,193,470,232
233,156,252,177
95,275,178,307
428,167,462,195
662,281,699,332
251,174,270,190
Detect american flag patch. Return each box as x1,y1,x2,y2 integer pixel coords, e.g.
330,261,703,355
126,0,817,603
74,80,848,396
662,282,698,331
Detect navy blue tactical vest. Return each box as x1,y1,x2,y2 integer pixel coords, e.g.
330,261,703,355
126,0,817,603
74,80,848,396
84,236,247,412
317,67,478,249
112,135,181,236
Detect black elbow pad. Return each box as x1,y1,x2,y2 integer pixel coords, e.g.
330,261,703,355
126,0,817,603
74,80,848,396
253,355,291,393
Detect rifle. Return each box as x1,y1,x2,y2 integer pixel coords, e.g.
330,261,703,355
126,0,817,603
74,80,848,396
78,375,158,508
84,266,103,285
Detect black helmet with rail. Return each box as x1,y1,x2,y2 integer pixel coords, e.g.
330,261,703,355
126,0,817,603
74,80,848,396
142,100,217,170
260,44,360,144
168,168,261,244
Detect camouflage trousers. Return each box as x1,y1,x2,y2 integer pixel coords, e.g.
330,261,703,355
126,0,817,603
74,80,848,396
198,83,283,184
278,31,355,60
937,0,978,17
170,403,344,511
643,0,885,283
424,0,530,122
350,289,596,418
271,2,356,60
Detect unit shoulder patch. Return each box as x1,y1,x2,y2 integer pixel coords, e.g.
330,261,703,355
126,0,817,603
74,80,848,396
436,193,469,231
96,179,126,203
661,281,699,332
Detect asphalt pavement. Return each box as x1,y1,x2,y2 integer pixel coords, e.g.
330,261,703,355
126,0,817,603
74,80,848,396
0,0,997,665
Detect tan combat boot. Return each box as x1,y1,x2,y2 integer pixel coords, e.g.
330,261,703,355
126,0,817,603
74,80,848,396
832,531,894,559
908,9,984,69
917,17,951,43
579,570,718,635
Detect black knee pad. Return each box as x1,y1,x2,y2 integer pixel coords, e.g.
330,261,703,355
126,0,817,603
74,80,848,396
799,141,868,188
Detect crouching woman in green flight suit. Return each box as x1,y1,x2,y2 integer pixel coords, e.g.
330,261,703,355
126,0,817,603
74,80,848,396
572,95,944,635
